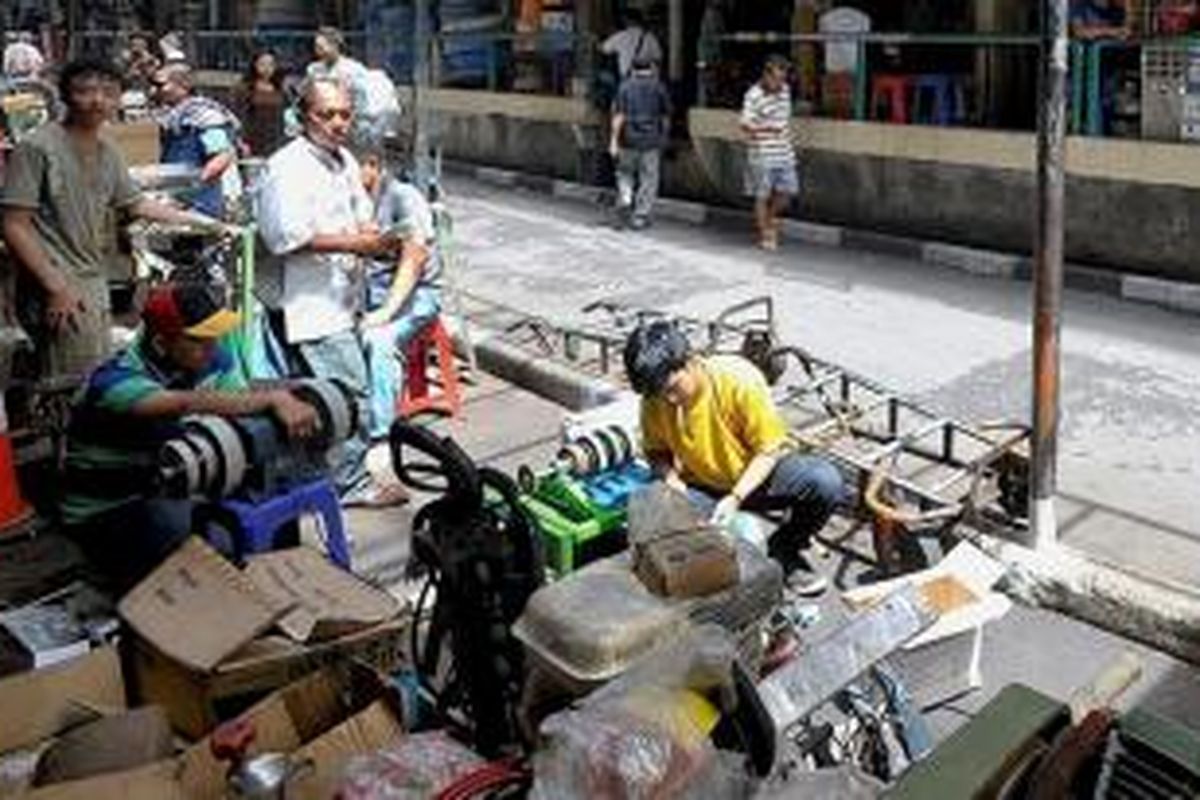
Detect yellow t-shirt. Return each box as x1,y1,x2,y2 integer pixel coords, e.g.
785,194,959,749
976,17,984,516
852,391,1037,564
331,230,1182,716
641,355,791,492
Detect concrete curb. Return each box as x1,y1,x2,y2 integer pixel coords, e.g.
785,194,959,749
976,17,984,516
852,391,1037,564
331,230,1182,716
446,161,1200,318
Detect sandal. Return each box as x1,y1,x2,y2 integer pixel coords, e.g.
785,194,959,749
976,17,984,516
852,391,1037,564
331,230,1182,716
345,481,411,509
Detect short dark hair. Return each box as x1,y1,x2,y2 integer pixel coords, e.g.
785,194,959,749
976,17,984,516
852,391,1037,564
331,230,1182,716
623,321,691,396
624,9,646,26
763,54,791,75
58,58,123,99
316,26,345,52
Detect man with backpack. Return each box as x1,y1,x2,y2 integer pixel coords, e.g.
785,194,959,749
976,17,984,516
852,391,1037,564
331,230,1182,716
600,9,662,79
609,57,671,230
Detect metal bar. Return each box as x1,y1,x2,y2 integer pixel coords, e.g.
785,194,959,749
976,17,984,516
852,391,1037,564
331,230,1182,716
865,419,951,464
1029,0,1069,548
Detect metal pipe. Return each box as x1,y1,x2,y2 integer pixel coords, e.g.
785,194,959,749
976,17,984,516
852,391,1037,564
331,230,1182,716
413,0,435,190
1029,0,1069,548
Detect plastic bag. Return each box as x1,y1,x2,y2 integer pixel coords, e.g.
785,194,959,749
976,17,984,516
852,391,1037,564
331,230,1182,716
336,732,485,800
626,483,708,546
530,625,755,800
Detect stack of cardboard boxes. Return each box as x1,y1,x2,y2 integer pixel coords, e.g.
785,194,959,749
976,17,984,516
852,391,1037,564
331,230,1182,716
0,539,411,798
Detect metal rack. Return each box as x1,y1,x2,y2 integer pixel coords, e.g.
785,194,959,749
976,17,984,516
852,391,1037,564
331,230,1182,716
462,294,1031,557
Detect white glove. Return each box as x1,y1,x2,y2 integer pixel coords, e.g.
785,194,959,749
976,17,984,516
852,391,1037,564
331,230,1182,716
710,493,742,529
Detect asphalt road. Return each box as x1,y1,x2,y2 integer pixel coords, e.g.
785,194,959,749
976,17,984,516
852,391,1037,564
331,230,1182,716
443,175,1200,587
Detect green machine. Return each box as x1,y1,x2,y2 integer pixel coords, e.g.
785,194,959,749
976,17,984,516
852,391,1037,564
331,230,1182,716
517,424,653,576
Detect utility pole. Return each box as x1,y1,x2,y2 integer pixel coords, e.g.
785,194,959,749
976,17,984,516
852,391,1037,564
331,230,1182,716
1029,0,1069,549
412,0,435,190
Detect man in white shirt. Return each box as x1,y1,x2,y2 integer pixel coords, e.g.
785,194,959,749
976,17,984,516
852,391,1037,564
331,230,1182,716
258,77,408,507
601,9,663,79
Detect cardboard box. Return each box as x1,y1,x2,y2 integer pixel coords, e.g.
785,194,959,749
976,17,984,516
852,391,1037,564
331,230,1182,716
175,664,397,800
119,538,286,674
21,760,184,800
120,539,408,737
17,665,403,800
633,529,738,598
129,618,407,739
244,547,400,643
0,647,124,753
287,701,404,800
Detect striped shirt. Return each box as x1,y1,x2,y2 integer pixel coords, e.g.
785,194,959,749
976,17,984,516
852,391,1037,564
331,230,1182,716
741,83,796,168
60,334,245,525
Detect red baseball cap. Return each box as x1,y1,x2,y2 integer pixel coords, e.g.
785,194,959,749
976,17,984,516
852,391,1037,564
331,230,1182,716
142,283,241,339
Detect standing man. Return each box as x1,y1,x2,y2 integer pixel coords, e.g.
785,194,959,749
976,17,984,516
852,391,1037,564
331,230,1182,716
740,55,798,251
601,9,663,80
610,57,671,230
153,63,243,219
257,77,407,507
306,27,372,147
624,321,843,595
2,59,230,379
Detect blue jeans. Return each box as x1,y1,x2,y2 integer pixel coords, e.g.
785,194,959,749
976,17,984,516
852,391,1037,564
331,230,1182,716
294,331,374,501
362,277,442,440
689,452,844,575
66,498,194,592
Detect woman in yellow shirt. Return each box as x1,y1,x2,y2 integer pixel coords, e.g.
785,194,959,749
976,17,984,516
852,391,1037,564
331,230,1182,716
624,321,843,595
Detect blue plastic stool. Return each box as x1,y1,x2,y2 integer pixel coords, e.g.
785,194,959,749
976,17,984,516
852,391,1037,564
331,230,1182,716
198,478,352,570
912,74,965,126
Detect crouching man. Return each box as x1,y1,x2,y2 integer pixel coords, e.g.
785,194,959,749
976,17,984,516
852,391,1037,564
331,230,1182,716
623,321,844,595
60,282,320,591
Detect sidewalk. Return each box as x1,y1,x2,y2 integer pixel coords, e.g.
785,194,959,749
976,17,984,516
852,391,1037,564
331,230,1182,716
439,171,1200,596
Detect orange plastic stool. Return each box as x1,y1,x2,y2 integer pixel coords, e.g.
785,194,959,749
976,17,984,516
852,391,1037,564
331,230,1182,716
0,426,33,538
399,318,464,419
870,74,911,124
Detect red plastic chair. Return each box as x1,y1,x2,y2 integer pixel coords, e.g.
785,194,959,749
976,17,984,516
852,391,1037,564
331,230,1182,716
399,318,464,419
870,74,912,124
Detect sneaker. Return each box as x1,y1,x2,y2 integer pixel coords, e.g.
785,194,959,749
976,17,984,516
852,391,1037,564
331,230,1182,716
785,568,829,598
630,216,652,230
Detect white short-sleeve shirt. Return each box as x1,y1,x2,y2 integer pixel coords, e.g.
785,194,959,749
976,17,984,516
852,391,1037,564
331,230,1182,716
258,137,374,343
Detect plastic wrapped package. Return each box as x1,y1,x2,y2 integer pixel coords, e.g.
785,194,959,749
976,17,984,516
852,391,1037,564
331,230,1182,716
336,732,485,800
626,483,707,547
530,625,756,800
514,539,781,691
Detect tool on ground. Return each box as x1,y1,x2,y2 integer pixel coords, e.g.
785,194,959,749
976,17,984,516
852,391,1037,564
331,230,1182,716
392,420,544,757
211,718,314,800
517,422,652,574
158,378,357,566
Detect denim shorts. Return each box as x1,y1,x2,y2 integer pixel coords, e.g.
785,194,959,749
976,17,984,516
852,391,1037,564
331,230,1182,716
745,162,800,199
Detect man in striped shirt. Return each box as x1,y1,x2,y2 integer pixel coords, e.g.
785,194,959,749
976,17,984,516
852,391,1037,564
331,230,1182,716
740,55,797,251
60,283,319,590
